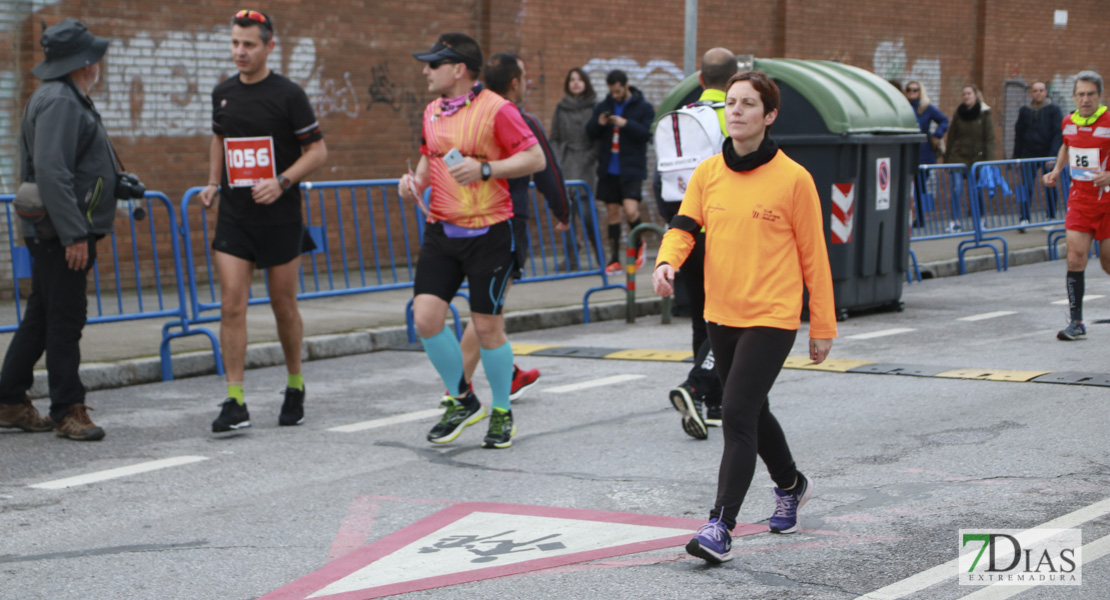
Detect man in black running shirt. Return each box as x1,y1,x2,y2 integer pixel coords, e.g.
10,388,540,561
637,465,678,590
199,9,327,433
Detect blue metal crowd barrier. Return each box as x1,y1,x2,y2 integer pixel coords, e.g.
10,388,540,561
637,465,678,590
173,179,619,353
970,158,1070,269
912,163,1003,273
1,192,197,381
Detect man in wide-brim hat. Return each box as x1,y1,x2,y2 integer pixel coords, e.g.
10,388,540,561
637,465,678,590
0,18,120,441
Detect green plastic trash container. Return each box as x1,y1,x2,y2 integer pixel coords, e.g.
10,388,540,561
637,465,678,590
657,59,924,317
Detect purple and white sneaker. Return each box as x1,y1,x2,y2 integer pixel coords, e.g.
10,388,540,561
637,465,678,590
769,472,812,534
685,518,732,563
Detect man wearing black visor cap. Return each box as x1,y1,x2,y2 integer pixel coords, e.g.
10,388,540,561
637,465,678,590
399,33,545,450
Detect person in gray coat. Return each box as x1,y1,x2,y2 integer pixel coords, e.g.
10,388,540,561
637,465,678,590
0,19,120,441
550,67,601,266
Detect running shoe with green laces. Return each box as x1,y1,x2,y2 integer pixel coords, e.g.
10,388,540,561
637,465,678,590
427,393,485,444
482,409,516,449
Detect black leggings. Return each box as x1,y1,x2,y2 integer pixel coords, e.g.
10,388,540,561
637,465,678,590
706,323,800,529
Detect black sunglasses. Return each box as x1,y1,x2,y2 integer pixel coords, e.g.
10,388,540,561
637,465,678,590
906,87,920,92
428,58,458,70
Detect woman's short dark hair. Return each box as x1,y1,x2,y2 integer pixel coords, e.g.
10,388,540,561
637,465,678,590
725,71,780,115
564,67,596,99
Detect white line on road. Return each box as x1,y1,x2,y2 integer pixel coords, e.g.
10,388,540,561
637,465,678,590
844,328,916,340
1051,294,1104,305
957,311,1018,322
29,456,209,490
956,532,1110,600
328,409,443,433
853,496,1110,599
543,374,645,394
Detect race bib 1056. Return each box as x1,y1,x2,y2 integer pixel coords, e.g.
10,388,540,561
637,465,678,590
224,136,276,187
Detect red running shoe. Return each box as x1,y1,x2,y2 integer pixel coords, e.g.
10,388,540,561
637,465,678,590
510,365,540,400
633,241,647,271
605,261,622,275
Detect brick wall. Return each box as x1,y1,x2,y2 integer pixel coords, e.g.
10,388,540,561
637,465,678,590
1,0,1108,292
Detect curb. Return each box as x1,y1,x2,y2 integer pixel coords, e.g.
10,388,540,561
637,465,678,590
28,297,666,398
917,245,1053,279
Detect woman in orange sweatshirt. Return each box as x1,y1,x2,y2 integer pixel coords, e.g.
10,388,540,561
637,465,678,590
653,71,837,564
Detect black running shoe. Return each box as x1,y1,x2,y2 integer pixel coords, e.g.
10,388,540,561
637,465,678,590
669,384,707,440
279,386,305,426
427,393,485,443
705,403,722,427
212,398,251,432
482,409,516,449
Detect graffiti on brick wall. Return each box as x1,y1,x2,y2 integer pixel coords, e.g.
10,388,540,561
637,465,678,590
92,27,357,138
581,57,685,108
366,61,427,149
873,40,941,100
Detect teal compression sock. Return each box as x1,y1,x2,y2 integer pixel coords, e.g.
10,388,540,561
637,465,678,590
419,327,466,397
480,341,515,412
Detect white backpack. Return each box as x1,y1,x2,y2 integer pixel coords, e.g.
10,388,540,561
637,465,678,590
654,101,726,202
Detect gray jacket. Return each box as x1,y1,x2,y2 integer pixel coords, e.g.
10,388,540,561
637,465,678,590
20,77,118,246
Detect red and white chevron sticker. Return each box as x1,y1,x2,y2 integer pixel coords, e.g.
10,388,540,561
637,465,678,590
831,183,854,244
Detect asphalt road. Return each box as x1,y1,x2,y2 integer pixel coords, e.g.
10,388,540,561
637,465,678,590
1,260,1108,600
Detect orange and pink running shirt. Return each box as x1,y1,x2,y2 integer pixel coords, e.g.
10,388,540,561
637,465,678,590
420,90,538,228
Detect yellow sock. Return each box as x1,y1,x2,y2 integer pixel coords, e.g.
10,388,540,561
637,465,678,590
228,384,245,406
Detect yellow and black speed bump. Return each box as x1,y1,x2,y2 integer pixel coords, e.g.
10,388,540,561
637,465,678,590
389,343,1110,388
846,363,951,377
1031,371,1110,387
531,346,624,359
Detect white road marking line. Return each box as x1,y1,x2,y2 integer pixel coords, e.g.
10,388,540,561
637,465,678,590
844,328,916,340
853,496,1110,599
1051,294,1104,305
543,374,645,394
328,409,444,433
29,456,209,490
957,311,1018,322
956,532,1110,600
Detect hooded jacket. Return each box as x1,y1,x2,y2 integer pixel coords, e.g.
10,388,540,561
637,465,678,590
19,76,118,246
945,102,995,167
584,86,655,181
1013,99,1064,159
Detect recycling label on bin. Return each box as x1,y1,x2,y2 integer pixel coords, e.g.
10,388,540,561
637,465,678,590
876,157,891,211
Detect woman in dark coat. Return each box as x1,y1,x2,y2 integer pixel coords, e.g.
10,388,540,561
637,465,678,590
550,67,601,265
904,80,948,227
944,84,996,231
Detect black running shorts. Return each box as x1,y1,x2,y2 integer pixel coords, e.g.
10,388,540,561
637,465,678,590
414,220,517,315
212,218,317,268
596,173,643,203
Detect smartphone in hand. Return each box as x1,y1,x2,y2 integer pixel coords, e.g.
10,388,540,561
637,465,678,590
443,148,465,167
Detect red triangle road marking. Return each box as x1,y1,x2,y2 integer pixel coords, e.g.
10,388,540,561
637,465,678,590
261,502,766,600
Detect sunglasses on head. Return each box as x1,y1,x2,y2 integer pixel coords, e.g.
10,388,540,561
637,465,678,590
235,9,268,24
428,58,458,70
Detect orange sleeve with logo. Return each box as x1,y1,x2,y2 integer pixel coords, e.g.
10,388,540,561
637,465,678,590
656,152,837,339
